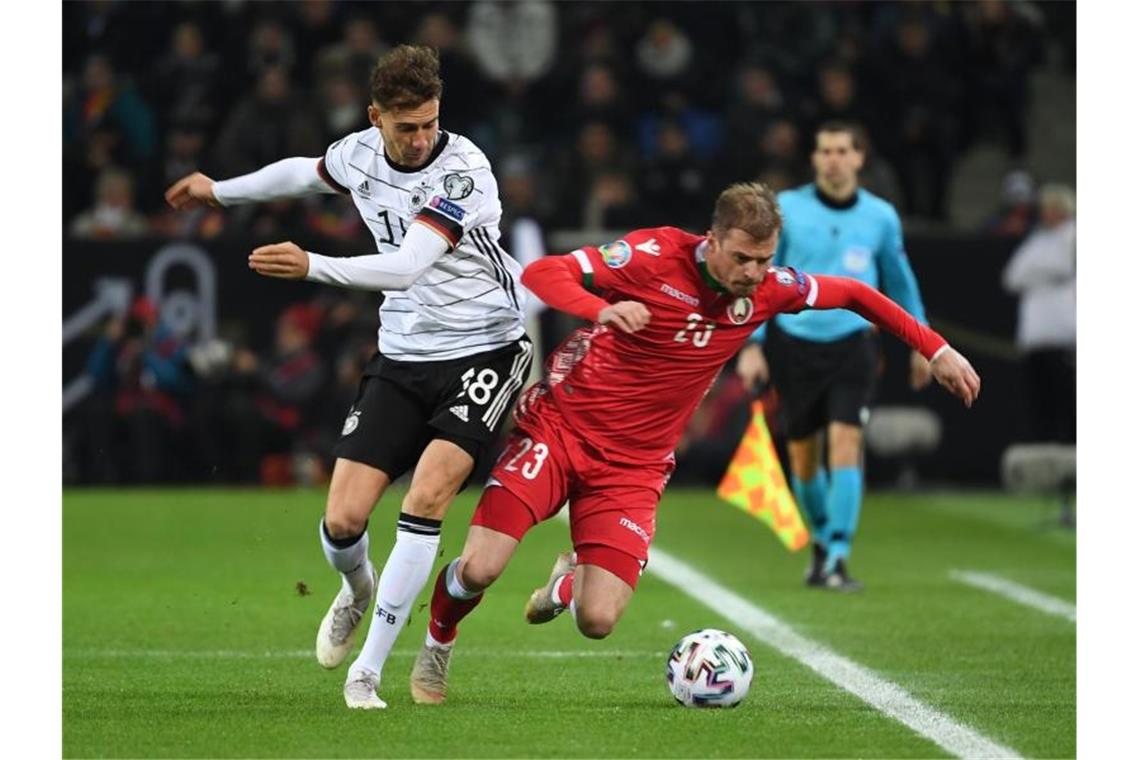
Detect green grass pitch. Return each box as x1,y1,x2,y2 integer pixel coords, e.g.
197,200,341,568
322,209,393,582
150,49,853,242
63,488,1074,758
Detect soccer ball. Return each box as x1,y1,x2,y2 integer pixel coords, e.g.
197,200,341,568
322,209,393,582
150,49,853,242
666,628,753,708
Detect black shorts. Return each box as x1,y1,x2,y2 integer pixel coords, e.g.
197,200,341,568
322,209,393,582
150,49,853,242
333,338,534,481
766,326,879,440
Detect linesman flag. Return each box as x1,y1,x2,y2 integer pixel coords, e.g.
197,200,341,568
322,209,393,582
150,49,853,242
716,400,809,551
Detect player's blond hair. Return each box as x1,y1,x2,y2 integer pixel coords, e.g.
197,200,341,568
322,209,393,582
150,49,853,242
711,182,783,241
369,44,443,111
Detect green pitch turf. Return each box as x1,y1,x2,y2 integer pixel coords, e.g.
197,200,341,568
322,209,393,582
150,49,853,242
63,488,1074,758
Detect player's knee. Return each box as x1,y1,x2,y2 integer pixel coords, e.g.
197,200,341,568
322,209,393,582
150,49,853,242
402,485,452,521
458,555,502,593
575,607,619,640
322,510,367,539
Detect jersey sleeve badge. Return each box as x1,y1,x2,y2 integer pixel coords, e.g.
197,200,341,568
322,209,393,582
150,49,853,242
599,240,633,268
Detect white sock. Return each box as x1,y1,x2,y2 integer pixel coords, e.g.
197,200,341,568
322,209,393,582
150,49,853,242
348,514,441,679
319,519,373,599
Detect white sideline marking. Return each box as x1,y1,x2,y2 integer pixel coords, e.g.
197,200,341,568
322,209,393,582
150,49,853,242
553,509,1021,758
647,548,1023,759
950,570,1076,623
68,649,662,660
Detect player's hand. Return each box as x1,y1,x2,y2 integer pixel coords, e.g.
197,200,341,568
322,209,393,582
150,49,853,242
248,242,310,280
930,347,981,407
598,301,651,334
164,172,221,209
736,342,769,390
909,350,933,390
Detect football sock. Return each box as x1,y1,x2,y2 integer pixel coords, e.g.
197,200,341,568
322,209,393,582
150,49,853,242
551,572,574,607
427,558,483,645
825,467,863,571
319,519,373,599
790,470,829,545
348,513,441,678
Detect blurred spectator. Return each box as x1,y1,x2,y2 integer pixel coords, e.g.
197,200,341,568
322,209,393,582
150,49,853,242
290,0,344,75
585,170,652,231
633,19,698,102
724,63,786,168
983,169,1038,238
212,65,323,177
149,21,221,131
639,120,712,231
1002,183,1076,443
962,0,1044,158
571,64,634,135
316,15,388,87
248,19,297,81
82,297,195,483
70,167,150,239
221,304,329,483
64,53,158,176
754,119,806,184
414,12,485,137
871,14,960,220
466,0,557,94
553,121,635,228
316,71,369,143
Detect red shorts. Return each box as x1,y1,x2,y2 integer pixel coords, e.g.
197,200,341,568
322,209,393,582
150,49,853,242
471,396,673,588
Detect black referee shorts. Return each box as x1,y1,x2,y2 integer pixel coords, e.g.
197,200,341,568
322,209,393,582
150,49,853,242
334,337,534,481
766,326,879,441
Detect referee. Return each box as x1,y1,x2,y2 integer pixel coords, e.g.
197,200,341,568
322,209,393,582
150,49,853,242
737,121,932,591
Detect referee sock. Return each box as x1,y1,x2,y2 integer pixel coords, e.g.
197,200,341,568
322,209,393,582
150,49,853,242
825,467,863,571
790,471,829,546
348,513,441,680
319,519,373,599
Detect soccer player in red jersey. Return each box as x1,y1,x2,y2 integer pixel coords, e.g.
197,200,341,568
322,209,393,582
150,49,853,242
407,182,980,704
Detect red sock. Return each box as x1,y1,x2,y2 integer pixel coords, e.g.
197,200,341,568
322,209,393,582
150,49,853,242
554,571,574,607
427,562,483,644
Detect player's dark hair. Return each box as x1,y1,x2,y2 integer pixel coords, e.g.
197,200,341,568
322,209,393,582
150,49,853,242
711,182,782,241
816,120,866,152
369,44,443,110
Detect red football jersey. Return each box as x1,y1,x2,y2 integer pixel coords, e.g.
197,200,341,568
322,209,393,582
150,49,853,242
518,226,817,466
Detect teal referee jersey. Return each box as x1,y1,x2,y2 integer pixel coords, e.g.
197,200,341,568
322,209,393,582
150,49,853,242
752,184,927,343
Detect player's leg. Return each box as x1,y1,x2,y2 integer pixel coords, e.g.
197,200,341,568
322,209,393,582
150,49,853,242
821,332,878,591
410,521,523,705
766,328,830,582
345,339,533,707
569,550,638,639
317,458,392,665
345,438,474,700
412,421,570,704
823,422,864,590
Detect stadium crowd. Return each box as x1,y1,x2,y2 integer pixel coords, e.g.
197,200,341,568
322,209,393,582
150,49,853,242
63,1,1075,485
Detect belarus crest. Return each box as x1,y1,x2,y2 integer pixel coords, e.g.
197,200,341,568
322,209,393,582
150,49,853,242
727,297,754,325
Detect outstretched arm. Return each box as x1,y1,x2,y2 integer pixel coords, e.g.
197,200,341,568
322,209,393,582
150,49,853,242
809,275,981,406
165,157,342,209
248,222,451,292
521,255,651,334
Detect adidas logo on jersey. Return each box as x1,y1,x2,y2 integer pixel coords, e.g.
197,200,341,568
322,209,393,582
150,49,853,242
449,404,469,422
357,180,370,196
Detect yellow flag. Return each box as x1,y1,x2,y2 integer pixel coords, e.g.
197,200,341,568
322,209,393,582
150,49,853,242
717,401,809,551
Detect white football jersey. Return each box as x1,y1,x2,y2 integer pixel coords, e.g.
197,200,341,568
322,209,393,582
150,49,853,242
319,128,526,361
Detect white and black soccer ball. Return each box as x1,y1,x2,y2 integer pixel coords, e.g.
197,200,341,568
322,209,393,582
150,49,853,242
666,628,753,708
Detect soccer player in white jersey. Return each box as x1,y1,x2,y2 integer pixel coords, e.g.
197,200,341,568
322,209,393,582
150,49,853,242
165,45,532,710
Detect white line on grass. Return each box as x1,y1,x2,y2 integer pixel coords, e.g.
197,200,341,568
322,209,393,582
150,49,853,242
949,570,1076,623
68,649,663,660
551,510,1021,758
646,548,1023,759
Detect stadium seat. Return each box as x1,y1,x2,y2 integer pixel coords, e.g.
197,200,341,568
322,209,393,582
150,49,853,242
864,406,942,489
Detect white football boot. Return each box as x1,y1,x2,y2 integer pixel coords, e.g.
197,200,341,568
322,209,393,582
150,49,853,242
343,670,387,710
316,566,378,668
409,642,453,705
524,551,576,624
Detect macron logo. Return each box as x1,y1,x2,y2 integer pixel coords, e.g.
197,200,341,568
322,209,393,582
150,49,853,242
660,283,700,307
619,517,650,544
